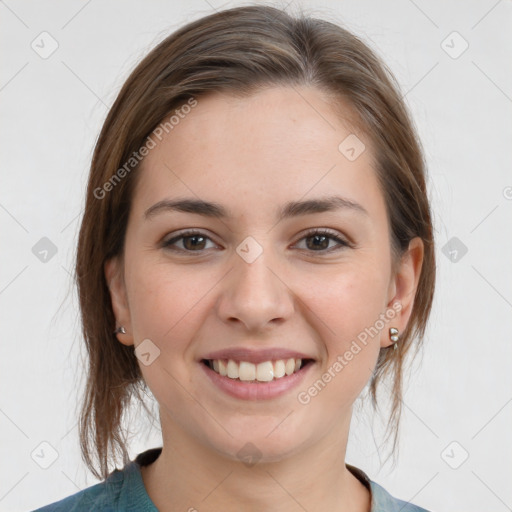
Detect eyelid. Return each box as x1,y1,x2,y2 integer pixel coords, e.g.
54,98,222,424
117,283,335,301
161,229,219,250
293,227,351,251
161,227,352,253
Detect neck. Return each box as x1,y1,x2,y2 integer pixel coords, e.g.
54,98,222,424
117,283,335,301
141,414,371,512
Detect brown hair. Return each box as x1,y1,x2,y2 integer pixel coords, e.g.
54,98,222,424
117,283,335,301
75,4,436,480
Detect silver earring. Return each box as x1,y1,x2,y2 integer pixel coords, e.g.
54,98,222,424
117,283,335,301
114,326,126,335
389,327,399,350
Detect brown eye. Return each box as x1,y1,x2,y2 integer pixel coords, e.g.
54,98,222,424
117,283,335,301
162,228,350,255
295,229,350,253
162,231,216,252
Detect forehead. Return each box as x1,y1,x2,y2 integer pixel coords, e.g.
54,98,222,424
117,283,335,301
131,86,385,222
155,86,365,163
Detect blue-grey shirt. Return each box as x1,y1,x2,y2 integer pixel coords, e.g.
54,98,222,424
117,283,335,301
32,448,431,511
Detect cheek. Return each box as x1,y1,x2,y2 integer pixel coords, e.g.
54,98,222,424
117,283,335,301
125,262,209,398
310,259,390,336
126,259,215,351
305,261,388,389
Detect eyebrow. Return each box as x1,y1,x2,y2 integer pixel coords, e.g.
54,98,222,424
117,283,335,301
144,195,368,222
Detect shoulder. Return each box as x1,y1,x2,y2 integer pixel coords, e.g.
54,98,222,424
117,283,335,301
369,479,431,512
30,478,120,512
30,462,144,512
347,464,431,512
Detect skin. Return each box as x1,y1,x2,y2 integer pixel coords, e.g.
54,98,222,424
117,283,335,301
105,86,424,512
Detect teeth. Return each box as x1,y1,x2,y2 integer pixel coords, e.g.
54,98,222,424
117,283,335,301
285,358,294,375
208,357,306,382
274,359,286,378
256,361,274,382
218,359,227,376
239,361,256,381
227,359,239,379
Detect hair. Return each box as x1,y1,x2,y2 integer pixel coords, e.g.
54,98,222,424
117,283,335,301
74,3,436,480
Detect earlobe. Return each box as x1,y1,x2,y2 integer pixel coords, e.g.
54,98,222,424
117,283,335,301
382,237,424,348
104,256,134,347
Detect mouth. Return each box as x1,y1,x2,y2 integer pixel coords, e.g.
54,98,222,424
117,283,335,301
199,347,317,400
201,357,315,382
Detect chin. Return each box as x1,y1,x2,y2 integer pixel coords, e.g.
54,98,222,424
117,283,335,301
204,424,308,466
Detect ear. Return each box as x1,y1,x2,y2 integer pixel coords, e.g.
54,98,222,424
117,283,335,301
382,237,424,348
104,256,134,347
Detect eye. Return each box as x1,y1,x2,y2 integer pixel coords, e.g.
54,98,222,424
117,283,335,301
161,228,351,254
294,228,350,253
162,230,218,253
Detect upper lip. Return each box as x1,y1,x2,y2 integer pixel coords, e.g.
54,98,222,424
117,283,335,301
201,347,315,364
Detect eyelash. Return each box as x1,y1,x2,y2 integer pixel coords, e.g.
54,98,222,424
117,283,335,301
161,228,351,254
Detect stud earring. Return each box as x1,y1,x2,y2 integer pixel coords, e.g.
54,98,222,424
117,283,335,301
389,327,399,350
113,326,126,335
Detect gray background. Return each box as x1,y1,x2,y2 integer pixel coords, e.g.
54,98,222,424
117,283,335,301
1,1,511,511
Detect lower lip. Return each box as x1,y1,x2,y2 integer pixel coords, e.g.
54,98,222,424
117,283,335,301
200,361,314,401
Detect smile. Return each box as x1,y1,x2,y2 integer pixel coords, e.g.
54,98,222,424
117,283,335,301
203,358,314,382
200,356,315,401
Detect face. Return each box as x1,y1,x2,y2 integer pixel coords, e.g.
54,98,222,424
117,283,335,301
106,86,423,463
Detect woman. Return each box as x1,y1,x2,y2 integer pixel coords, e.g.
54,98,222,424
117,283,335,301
33,4,435,511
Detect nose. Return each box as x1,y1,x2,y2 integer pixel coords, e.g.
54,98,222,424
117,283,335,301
216,247,295,332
